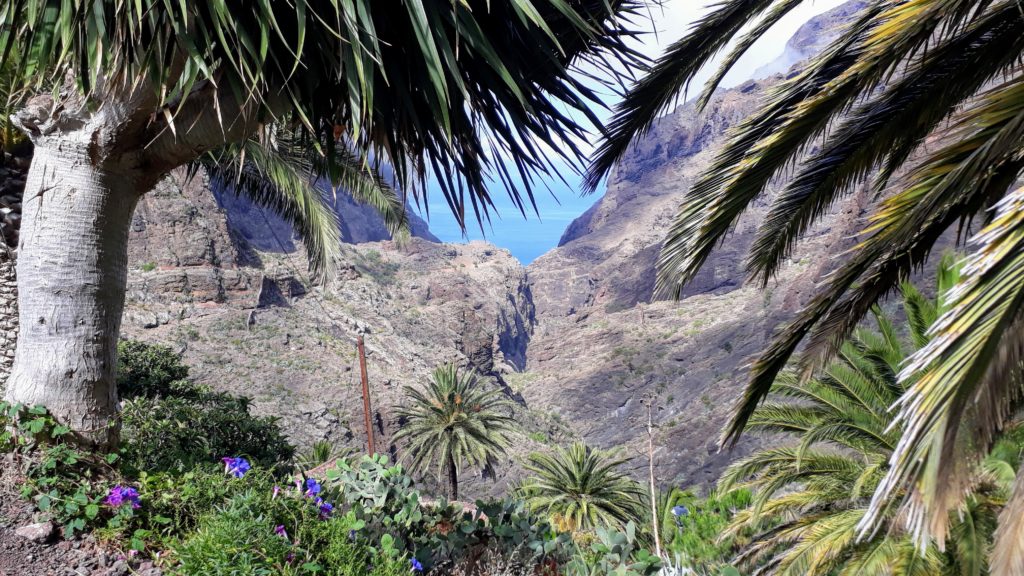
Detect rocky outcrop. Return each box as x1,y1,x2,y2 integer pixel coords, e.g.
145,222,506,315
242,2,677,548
123,170,260,330
121,233,544,498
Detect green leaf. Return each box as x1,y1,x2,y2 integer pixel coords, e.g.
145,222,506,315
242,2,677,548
84,504,99,519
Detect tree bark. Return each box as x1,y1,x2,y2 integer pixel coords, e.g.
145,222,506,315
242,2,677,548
0,247,16,388
3,142,143,449
448,454,459,502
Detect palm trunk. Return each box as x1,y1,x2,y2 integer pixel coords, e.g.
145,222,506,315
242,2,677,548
448,454,459,501
3,142,143,449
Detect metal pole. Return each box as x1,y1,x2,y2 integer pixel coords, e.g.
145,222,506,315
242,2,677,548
357,335,375,456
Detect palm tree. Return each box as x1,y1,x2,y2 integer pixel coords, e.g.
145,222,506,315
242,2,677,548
0,1,644,447
393,364,515,501
718,264,1022,575
587,0,1024,566
518,442,645,533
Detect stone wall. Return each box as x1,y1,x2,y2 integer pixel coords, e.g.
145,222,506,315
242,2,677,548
0,249,15,387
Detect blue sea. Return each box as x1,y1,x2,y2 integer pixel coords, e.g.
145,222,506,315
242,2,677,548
417,174,601,265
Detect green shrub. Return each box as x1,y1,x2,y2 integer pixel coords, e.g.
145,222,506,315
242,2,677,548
116,339,294,475
117,340,190,400
172,484,411,576
662,489,752,569
120,389,294,475
171,490,301,575
124,467,274,541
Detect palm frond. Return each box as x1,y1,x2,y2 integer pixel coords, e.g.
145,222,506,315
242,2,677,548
992,467,1024,576
864,184,1024,547
0,0,647,229
654,13,877,301
201,136,342,279
745,2,1024,284
312,146,409,241
584,0,784,191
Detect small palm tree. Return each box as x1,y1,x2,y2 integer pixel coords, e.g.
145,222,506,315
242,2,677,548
719,261,1021,575
393,365,515,501
518,442,645,533
296,440,355,472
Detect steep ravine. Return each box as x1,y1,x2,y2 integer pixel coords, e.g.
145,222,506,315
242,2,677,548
0,0,875,498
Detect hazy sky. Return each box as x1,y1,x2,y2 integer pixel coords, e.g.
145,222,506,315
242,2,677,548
419,0,848,264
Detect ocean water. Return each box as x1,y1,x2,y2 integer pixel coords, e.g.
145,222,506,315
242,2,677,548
418,177,598,265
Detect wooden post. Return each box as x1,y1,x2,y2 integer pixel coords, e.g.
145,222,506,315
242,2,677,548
357,335,375,456
646,401,662,558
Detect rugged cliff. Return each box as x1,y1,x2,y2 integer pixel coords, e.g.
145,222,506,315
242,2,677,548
117,171,551,497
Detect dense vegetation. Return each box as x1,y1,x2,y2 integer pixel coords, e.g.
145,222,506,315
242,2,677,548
6,257,1023,575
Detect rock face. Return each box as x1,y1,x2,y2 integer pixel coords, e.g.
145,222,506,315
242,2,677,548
523,77,872,486
121,229,546,498
214,182,438,253
124,170,261,330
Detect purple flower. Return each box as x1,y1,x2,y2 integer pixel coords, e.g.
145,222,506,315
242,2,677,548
411,558,424,572
274,525,288,539
304,478,321,497
221,457,251,478
318,500,333,519
348,529,357,542
272,485,281,500
104,486,141,509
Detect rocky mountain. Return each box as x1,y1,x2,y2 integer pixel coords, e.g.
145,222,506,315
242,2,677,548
753,0,868,78
1,0,874,497
522,78,870,485
118,169,556,497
